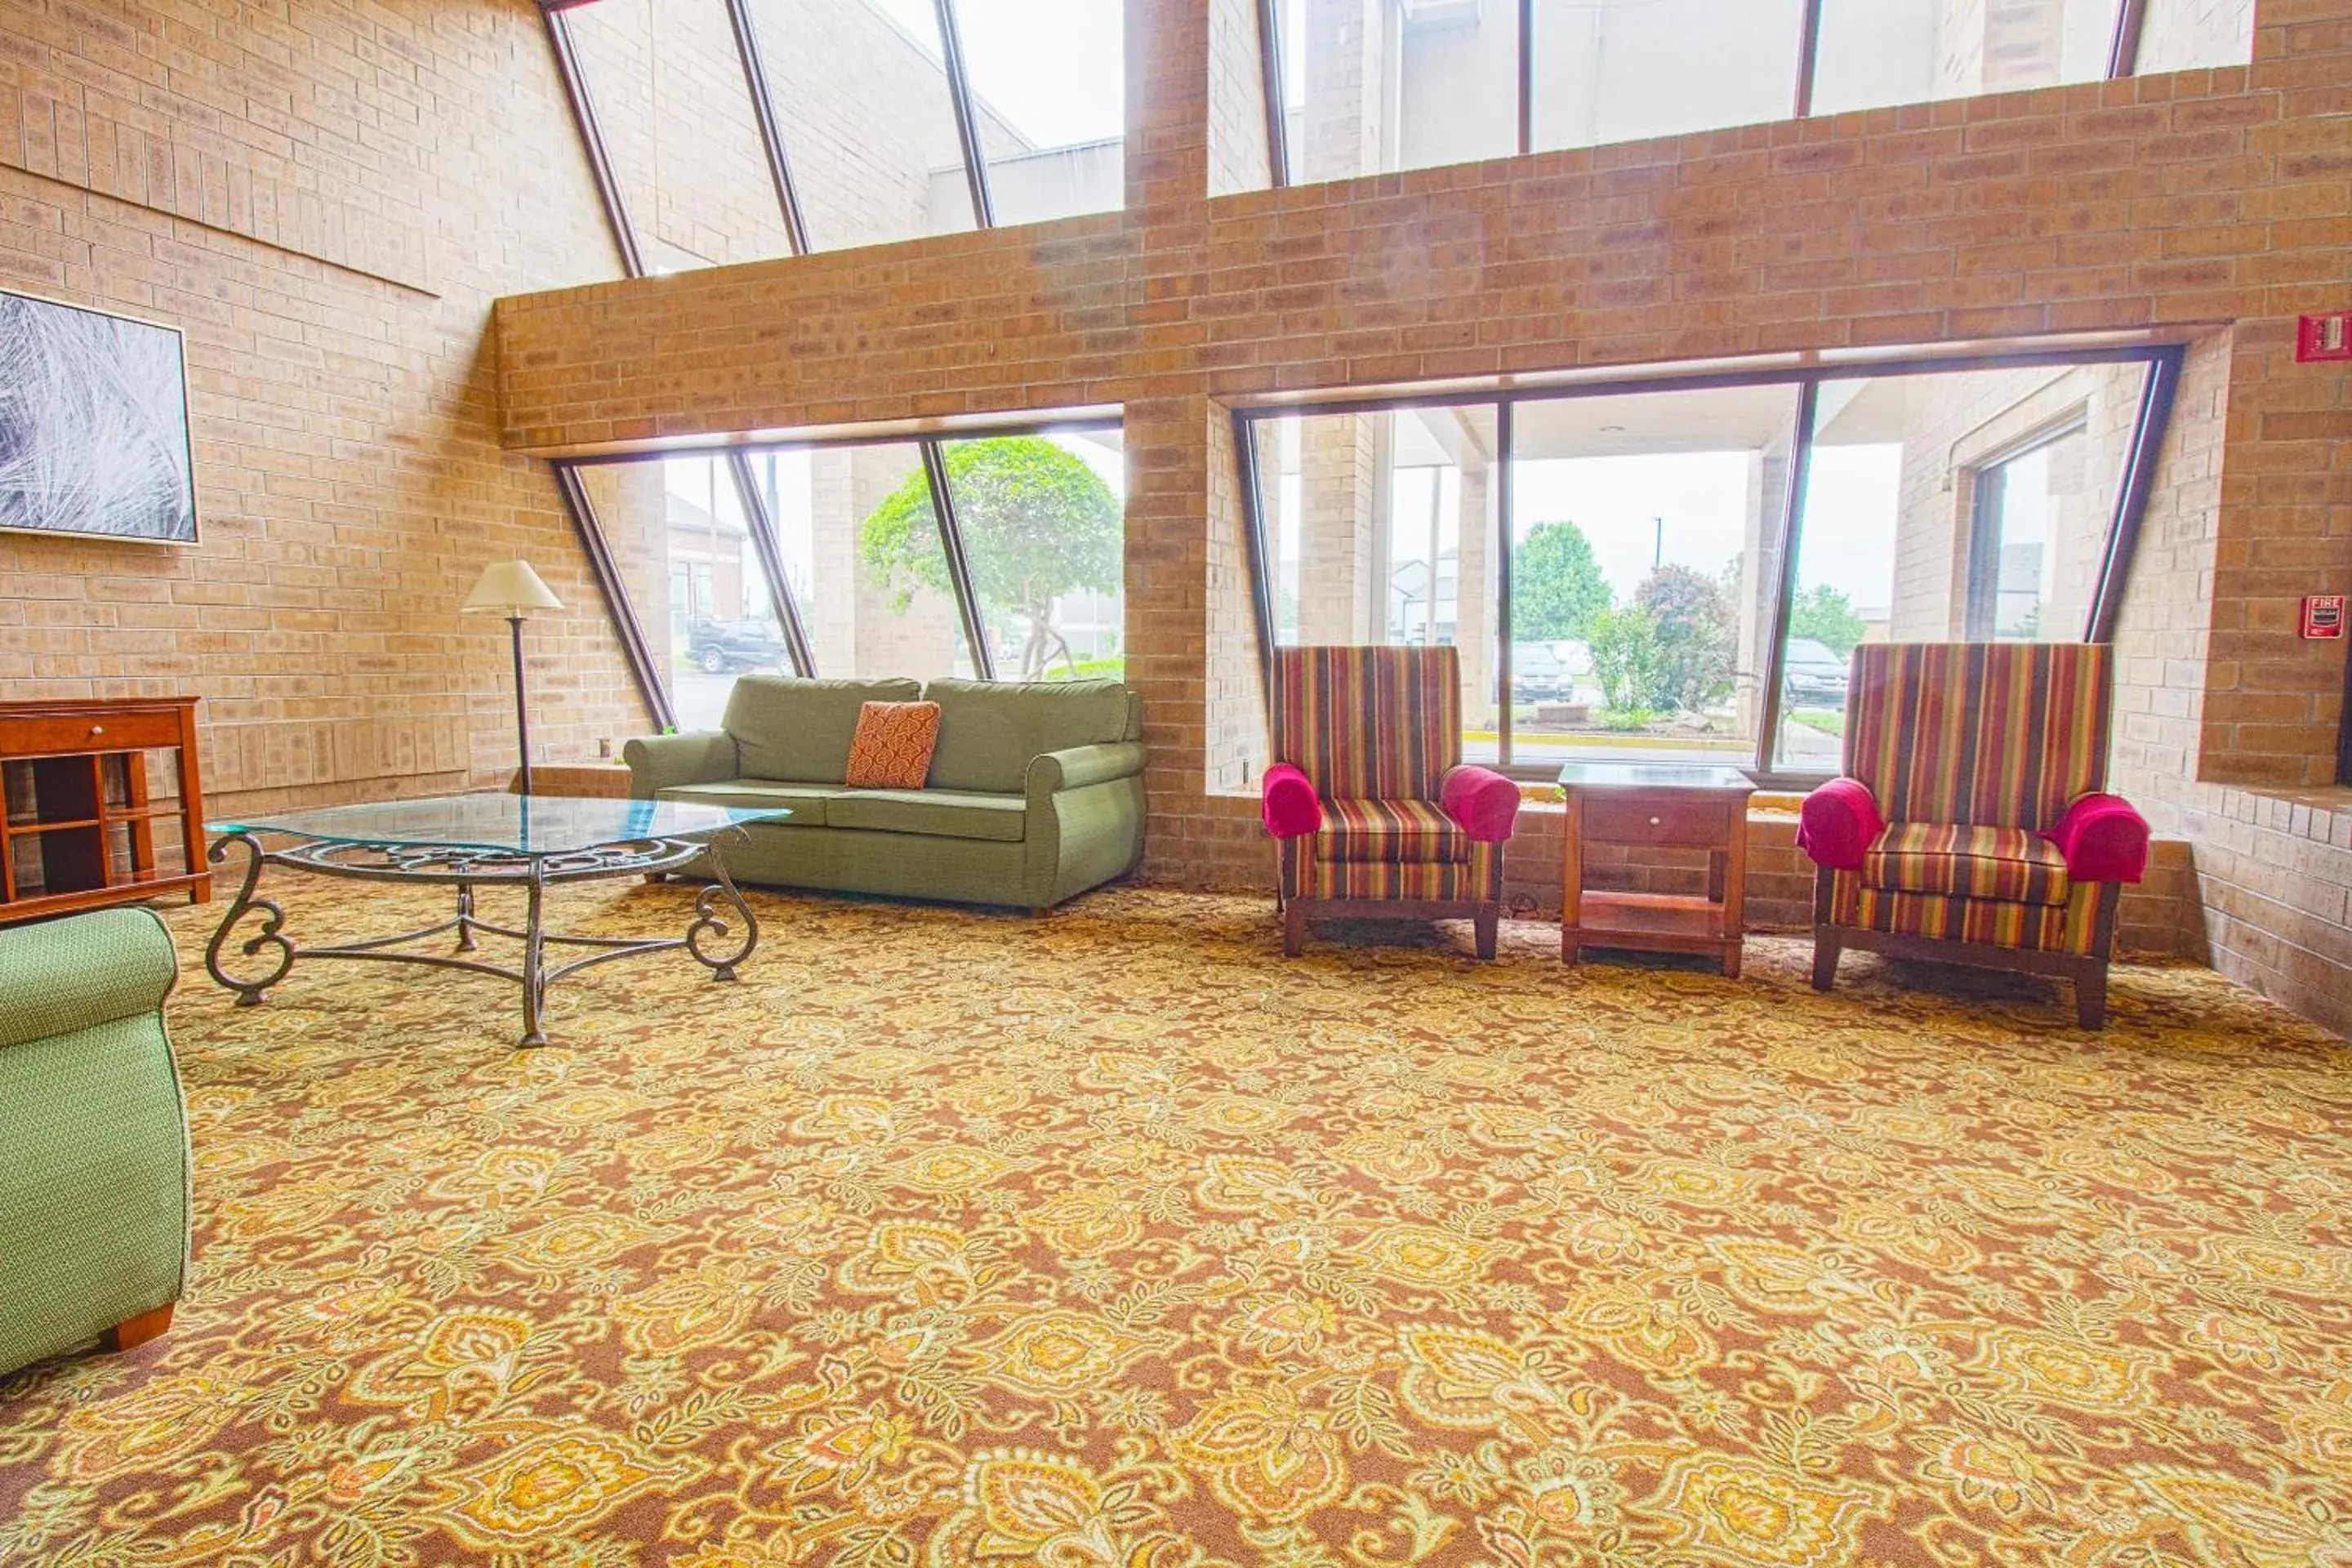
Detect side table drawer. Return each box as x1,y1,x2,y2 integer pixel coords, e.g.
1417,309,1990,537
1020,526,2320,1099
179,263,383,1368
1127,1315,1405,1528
1583,795,1735,848
0,709,185,756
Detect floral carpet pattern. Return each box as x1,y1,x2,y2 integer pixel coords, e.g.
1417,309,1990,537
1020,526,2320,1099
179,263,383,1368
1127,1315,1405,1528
3,880,2351,1567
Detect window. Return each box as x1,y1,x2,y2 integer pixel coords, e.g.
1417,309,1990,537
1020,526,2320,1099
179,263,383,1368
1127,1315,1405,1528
548,0,1129,277
1236,349,2178,784
937,430,1128,679
1241,0,2253,194
2134,0,2258,73
556,417,1124,730
1250,404,1502,759
745,0,979,246
575,455,793,732
1533,0,1806,151
1812,0,2118,118
559,0,797,271
1510,385,1803,768
1767,360,2151,773
1274,0,1519,182
954,0,1125,225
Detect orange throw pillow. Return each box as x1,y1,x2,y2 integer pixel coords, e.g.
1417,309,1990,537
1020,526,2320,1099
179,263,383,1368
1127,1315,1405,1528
844,700,941,790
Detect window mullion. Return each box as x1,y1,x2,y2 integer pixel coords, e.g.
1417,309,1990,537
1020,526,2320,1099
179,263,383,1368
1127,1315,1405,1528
1235,412,1279,726
1516,0,1535,156
725,451,817,676
1754,380,1821,777
552,461,675,731
2086,348,2181,644
1256,0,1292,187
1793,0,1826,117
934,0,997,227
541,4,645,279
921,439,996,679
722,0,813,256
2107,0,2149,77
1495,400,1516,768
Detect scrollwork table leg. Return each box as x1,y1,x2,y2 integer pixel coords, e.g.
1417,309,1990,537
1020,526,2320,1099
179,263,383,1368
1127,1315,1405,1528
686,836,758,982
203,833,295,1006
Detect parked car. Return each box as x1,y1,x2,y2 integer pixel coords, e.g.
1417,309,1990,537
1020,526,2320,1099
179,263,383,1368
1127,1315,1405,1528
1784,638,1851,706
1511,640,1590,702
685,618,791,675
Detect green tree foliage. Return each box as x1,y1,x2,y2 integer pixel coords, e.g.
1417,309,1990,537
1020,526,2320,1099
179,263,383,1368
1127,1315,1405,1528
1511,520,1611,640
1634,564,1738,712
861,438,1121,678
1790,583,1868,658
1587,606,1663,715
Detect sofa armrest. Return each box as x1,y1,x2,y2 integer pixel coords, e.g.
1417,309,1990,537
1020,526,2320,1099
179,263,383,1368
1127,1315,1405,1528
1440,765,1520,843
1261,763,1322,839
0,907,180,1053
622,732,739,798
1027,741,1146,800
2046,792,2150,884
1797,777,1884,871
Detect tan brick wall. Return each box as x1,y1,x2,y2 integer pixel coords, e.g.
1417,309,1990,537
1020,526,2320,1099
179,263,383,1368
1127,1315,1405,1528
0,0,653,816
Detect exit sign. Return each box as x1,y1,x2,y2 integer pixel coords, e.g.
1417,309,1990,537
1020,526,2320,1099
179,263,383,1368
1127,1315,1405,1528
2298,314,2352,363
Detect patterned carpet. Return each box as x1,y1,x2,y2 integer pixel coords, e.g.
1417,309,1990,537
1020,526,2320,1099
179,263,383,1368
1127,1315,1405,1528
3,879,2351,1566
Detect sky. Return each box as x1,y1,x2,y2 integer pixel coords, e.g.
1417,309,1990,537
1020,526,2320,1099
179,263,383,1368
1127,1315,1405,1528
865,0,1125,149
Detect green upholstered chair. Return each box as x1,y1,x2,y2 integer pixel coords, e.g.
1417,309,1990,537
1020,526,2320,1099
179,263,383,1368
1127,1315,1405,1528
0,907,189,1375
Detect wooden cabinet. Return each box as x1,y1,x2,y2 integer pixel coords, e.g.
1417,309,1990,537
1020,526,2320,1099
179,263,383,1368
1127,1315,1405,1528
1,698,209,920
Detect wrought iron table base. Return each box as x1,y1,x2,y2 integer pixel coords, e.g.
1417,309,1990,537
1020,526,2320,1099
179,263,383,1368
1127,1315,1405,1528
203,831,757,1047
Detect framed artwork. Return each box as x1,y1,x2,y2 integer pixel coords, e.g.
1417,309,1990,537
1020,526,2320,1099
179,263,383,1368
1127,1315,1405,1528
0,288,197,545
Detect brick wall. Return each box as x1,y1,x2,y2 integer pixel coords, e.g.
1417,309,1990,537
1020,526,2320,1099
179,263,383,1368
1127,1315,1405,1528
0,0,653,815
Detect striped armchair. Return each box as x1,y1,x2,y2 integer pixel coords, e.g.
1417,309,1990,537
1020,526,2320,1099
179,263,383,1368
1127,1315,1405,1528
1260,645,1521,958
1797,643,2150,1028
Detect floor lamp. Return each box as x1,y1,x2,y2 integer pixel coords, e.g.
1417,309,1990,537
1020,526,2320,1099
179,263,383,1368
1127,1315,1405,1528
463,561,564,796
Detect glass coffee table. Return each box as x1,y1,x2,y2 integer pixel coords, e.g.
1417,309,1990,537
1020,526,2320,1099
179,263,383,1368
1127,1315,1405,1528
203,794,788,1047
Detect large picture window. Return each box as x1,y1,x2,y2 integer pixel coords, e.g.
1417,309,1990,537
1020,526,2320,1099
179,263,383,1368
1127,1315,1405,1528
555,417,1124,733
1236,347,2181,785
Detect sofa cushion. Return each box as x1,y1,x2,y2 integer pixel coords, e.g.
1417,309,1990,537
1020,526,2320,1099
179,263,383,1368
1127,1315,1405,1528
923,678,1140,794
823,788,1028,843
655,780,841,826
724,676,923,782
1863,822,2071,906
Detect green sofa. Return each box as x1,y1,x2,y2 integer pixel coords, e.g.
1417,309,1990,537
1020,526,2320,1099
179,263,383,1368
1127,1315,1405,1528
625,676,1146,912
1,907,189,1375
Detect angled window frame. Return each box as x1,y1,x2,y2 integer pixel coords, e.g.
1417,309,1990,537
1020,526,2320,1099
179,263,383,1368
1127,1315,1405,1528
1230,341,2187,790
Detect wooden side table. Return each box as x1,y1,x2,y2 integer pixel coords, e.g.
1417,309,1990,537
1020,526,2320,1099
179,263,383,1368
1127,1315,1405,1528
1559,762,1753,977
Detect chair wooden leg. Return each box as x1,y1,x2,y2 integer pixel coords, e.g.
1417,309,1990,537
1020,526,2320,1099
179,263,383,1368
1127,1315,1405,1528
1473,904,1499,960
2075,960,2109,1030
101,1303,173,1353
1283,900,1307,957
1811,929,1842,992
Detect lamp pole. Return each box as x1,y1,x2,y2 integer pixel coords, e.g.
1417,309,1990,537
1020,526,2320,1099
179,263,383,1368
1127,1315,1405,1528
509,612,534,796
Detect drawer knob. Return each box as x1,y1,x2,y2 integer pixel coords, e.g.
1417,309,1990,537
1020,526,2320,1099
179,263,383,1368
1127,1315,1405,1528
89,725,104,737
1649,815,1661,826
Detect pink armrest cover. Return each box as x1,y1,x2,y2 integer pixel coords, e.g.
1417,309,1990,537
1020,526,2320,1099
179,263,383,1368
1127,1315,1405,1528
1797,777,1884,871
1441,765,1521,844
1261,763,1323,839
2045,792,2150,884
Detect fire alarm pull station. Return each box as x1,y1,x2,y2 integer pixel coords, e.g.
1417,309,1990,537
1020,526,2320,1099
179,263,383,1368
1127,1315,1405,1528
2298,314,2352,363
2304,595,2346,639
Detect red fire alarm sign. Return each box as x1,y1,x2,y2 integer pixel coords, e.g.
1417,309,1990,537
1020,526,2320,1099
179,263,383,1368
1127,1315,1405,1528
2304,595,2345,639
2298,314,2352,363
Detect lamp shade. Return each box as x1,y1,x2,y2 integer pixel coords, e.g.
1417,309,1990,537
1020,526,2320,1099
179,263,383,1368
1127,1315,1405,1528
462,559,564,616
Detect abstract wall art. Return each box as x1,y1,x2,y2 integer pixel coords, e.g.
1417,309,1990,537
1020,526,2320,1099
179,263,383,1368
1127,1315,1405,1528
0,289,196,545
